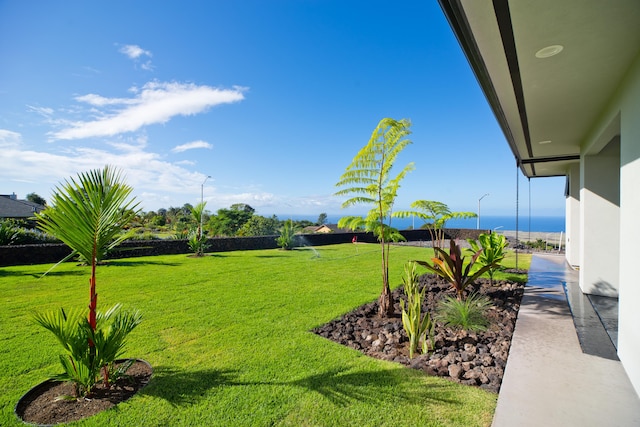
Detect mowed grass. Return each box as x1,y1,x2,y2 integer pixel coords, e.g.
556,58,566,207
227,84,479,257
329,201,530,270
0,243,520,426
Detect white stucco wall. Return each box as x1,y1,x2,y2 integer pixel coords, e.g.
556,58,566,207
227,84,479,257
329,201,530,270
579,141,620,296
617,52,640,398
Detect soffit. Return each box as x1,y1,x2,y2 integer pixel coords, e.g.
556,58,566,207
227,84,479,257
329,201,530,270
442,0,640,178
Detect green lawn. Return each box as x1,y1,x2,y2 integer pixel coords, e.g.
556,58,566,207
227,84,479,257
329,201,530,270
0,243,526,426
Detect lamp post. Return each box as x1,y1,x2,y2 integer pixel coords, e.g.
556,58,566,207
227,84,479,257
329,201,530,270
477,193,489,229
200,175,211,239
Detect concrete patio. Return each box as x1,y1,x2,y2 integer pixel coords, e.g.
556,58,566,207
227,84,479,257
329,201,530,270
492,254,640,426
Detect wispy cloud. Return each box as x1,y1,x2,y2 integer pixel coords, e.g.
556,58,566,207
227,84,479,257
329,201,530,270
50,82,247,140
120,44,151,60
119,44,154,71
172,140,212,153
27,105,54,118
0,129,21,147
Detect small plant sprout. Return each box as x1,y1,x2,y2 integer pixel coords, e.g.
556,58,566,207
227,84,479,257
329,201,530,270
400,261,434,358
436,293,492,332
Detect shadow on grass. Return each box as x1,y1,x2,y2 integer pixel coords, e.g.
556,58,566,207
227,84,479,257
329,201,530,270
141,366,240,406
0,268,88,278
143,365,461,408
275,367,461,407
106,260,183,267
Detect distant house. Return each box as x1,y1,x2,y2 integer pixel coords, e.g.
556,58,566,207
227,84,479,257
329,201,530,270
0,193,46,220
300,224,351,234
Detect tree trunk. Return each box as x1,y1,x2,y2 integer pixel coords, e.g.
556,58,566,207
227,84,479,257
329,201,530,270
378,284,394,317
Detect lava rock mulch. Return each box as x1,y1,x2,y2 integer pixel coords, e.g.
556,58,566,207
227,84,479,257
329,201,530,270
313,273,525,393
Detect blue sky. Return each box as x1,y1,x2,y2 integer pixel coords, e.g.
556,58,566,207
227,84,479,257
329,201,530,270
0,0,566,219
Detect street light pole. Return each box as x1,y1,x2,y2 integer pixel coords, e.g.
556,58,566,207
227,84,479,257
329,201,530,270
477,193,489,229
200,175,211,239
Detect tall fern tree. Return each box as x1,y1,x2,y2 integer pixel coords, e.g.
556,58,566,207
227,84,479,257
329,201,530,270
36,166,139,333
335,117,414,316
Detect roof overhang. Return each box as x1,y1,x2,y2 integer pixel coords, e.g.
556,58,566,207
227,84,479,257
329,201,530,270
438,0,640,178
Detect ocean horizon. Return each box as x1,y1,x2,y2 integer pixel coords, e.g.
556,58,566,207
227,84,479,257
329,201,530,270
287,214,565,233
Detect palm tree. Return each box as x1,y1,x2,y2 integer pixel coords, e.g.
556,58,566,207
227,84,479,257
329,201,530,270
395,200,476,250
36,166,139,332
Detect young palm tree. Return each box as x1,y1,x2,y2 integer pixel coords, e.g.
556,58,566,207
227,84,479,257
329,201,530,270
36,166,139,332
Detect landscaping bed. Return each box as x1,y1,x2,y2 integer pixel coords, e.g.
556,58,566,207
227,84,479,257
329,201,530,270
314,272,525,393
15,359,152,425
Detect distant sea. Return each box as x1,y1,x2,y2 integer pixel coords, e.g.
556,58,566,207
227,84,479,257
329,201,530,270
288,214,565,233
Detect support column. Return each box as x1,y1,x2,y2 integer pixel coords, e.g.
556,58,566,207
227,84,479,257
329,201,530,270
565,163,580,267
579,139,620,296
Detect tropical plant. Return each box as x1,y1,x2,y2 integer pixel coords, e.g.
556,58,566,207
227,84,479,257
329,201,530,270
436,293,492,332
188,229,210,255
189,201,208,256
26,192,47,206
0,220,20,245
33,304,142,398
395,200,476,250
317,212,328,225
237,214,280,236
415,239,494,300
467,232,507,286
335,117,414,316
400,262,434,358
34,166,140,395
276,219,296,250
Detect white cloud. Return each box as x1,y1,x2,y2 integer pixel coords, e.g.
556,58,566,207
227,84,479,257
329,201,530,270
0,129,21,147
175,160,196,166
50,82,247,140
120,44,151,60
119,44,154,71
172,140,212,153
0,142,283,213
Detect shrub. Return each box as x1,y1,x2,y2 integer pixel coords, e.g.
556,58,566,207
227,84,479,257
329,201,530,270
33,304,142,398
276,219,296,250
436,293,492,332
467,232,507,286
0,220,20,245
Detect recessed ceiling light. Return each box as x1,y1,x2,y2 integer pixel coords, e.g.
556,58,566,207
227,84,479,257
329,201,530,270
538,140,552,144
535,45,563,58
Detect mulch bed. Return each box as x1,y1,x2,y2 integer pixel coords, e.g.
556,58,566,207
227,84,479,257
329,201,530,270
15,359,152,425
313,272,525,393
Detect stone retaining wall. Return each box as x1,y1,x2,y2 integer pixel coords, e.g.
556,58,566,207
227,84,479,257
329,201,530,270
0,228,487,267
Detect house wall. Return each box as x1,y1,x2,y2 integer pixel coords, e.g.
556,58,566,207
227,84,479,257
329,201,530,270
580,50,640,396
579,139,620,296
617,51,640,398
565,163,580,267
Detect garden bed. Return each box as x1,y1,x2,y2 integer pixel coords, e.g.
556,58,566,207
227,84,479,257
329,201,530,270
314,272,525,393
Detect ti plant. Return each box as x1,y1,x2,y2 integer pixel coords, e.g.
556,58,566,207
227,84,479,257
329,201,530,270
415,239,495,300
467,232,507,286
400,261,434,359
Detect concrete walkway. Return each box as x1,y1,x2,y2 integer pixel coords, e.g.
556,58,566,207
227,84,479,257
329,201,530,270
492,254,640,427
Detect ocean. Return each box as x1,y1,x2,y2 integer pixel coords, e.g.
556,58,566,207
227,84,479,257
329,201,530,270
289,214,565,233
